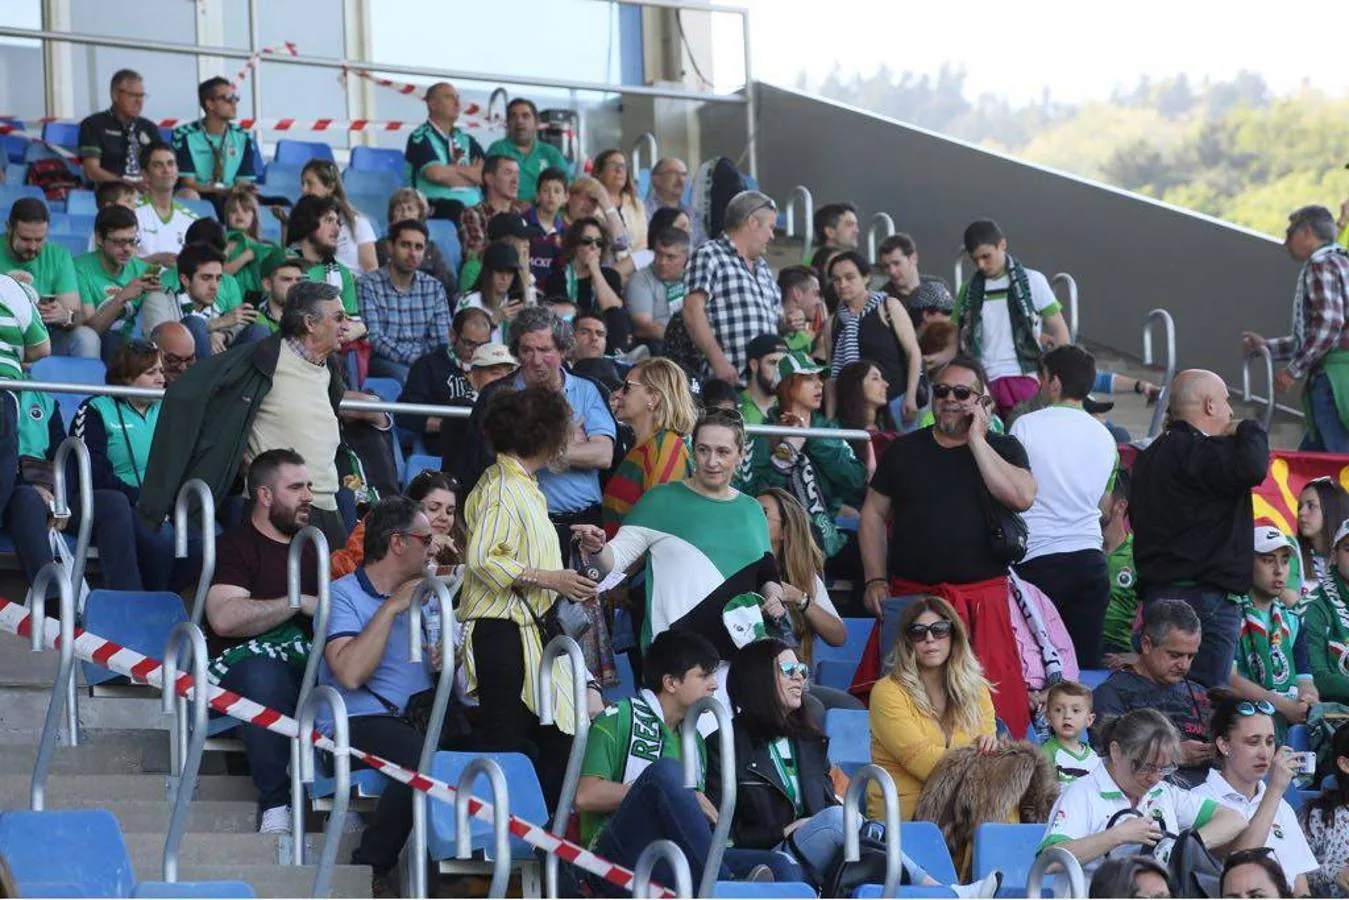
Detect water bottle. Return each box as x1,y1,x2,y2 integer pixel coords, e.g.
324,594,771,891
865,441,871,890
422,595,442,651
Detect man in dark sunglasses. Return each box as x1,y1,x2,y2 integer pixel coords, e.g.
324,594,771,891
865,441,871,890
171,75,261,208
857,354,1038,736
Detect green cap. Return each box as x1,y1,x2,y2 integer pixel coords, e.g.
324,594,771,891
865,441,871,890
261,249,305,280
777,350,826,380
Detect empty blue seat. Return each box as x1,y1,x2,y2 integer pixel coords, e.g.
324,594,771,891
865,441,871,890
362,376,401,404
41,121,80,151
273,139,334,167
343,167,402,200
350,145,406,174
0,183,46,204
1,808,136,898
972,822,1044,897
66,189,97,216
132,882,254,898
813,617,873,689
1287,789,1319,813
4,160,26,185
1077,669,1109,690
181,198,216,220
713,883,817,898
308,767,389,803
425,218,462,274
902,821,959,884
878,596,923,662
3,133,27,164
49,233,89,257
30,356,106,434
158,127,174,145
403,453,440,487
1287,724,1311,752
427,751,546,862
824,708,869,777
79,589,188,688
854,886,954,898
260,164,303,204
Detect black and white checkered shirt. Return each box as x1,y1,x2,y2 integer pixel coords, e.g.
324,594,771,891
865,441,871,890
684,235,782,376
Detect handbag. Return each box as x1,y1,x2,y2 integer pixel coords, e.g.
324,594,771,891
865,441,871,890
517,591,591,643
366,686,473,748
1104,809,1222,899
975,467,1028,565
788,818,897,895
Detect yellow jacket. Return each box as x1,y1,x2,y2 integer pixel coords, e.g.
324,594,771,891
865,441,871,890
866,675,996,820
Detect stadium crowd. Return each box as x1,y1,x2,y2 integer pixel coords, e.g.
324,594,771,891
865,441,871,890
3,66,1349,900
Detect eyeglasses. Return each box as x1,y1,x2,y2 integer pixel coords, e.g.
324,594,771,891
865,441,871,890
931,384,979,401
1130,758,1178,778
1236,700,1276,717
103,236,141,249
398,530,434,547
577,236,605,248
778,661,809,680
116,89,147,100
906,620,954,642
162,351,194,368
615,380,642,394
212,93,241,104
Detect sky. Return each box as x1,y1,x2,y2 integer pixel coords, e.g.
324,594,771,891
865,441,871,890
708,0,1348,105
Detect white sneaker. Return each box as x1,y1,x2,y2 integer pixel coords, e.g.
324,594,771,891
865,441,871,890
259,805,291,834
951,870,1002,899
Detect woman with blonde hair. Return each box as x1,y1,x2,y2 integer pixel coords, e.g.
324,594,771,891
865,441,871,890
299,159,378,272
869,595,997,820
564,173,635,276
376,187,455,294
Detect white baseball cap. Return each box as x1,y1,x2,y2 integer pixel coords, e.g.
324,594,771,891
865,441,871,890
469,343,518,369
1254,524,1294,554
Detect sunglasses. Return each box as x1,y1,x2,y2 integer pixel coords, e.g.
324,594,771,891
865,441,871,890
747,198,778,218
577,236,606,248
931,384,980,401
1236,700,1275,717
778,661,809,680
398,530,434,547
212,93,241,104
906,620,954,642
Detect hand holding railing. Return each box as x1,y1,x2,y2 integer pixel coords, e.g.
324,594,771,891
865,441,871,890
160,622,208,882
843,764,902,898
680,696,734,898
173,478,216,627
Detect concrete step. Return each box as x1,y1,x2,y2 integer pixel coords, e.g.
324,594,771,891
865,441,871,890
87,799,261,834
0,688,169,745
125,830,363,872
173,864,372,899
0,772,258,804
0,729,199,775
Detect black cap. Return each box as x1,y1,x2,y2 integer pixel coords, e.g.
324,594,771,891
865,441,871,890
481,242,522,272
487,213,543,241
745,332,789,363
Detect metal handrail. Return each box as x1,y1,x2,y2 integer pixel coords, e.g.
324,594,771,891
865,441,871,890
173,479,216,627
1242,346,1276,433
409,572,464,899
843,764,902,898
487,87,509,124
27,562,74,810
680,696,734,898
1026,845,1087,899
631,132,658,177
297,685,350,899
287,525,332,865
632,839,692,899
454,758,511,898
953,247,966,291
161,622,208,883
784,186,815,260
867,212,896,263
1052,273,1079,343
1141,308,1177,439
538,635,589,898
52,436,92,615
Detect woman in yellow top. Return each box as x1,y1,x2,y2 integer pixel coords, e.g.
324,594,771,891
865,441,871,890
868,595,997,820
459,385,601,807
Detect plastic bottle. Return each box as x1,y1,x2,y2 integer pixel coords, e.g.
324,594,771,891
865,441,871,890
422,594,442,650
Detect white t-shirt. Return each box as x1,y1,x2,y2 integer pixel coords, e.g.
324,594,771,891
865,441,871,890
135,198,199,258
335,213,377,273
1191,770,1318,888
975,268,1058,380
808,574,840,618
1010,405,1118,560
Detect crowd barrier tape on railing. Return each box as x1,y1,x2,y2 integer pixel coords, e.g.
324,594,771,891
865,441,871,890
0,594,675,899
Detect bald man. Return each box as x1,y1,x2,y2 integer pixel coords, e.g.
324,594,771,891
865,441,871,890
405,81,485,220
150,320,196,384
1129,368,1269,689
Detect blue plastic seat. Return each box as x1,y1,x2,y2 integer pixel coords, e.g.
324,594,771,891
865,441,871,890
79,589,188,688
425,218,462,275
972,822,1045,898
158,126,174,145
308,767,389,804
611,605,636,653
260,164,303,204
1287,789,1319,813
65,189,97,216
713,883,817,898
349,145,406,175
902,821,959,884
182,198,217,220
273,139,334,167
49,232,90,257
1,809,136,898
0,183,46,204
1077,669,1109,690
343,167,402,199
403,453,441,488
4,160,26,186
602,652,638,703
813,617,873,689
427,751,546,862
30,356,106,434
132,882,254,898
41,121,80,151
853,886,954,898
3,133,27,164
824,708,869,776
1287,724,1311,752
878,595,924,662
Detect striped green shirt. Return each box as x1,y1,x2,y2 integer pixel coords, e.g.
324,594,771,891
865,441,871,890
0,276,50,379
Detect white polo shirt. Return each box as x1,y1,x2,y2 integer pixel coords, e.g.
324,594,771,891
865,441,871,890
1039,763,1219,877
135,197,199,258
1191,770,1317,888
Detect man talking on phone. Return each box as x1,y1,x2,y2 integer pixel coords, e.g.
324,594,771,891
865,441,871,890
857,354,1038,736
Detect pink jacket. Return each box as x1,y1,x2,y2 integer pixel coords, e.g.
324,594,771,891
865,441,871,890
1007,571,1080,690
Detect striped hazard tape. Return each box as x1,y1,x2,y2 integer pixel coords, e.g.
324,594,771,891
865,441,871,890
0,595,671,898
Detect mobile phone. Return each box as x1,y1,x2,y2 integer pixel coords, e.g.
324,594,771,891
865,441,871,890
144,263,161,282
1290,750,1317,775
39,294,57,306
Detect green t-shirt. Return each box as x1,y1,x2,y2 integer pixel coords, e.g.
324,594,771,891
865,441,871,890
17,389,59,458
159,266,244,316
84,395,159,489
225,230,279,296
1102,534,1138,653
0,239,79,298
578,695,705,848
485,137,569,202
738,390,769,426
0,278,49,380
783,330,813,354
304,260,359,316
73,252,150,331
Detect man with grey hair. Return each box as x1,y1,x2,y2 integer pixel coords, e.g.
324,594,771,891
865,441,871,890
625,226,691,347
680,189,784,383
645,157,702,242
1242,204,1349,451
77,68,160,187
1093,597,1214,785
452,306,617,549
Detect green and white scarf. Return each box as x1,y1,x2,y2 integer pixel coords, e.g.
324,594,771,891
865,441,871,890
1316,568,1349,675
723,591,769,649
1237,595,1295,694
207,622,309,684
961,252,1042,375
623,689,673,784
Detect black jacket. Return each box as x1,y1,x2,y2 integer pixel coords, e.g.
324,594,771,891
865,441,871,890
705,722,836,851
1130,419,1269,594
398,346,475,456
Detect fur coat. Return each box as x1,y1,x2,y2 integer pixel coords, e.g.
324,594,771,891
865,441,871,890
913,741,1060,877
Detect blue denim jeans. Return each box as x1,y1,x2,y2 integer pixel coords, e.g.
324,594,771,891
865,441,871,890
1300,371,1349,453
586,758,803,896
215,656,303,810
49,325,100,359
773,805,933,888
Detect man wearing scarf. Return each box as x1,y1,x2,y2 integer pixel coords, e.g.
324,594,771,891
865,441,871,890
1306,520,1349,705
954,219,1070,418
1242,205,1349,452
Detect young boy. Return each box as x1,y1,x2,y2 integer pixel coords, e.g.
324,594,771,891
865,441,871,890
88,181,139,251
527,166,568,285
1041,680,1100,783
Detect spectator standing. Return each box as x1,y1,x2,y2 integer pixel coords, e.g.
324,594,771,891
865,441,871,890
682,191,783,384
868,596,997,821
75,205,158,348
134,142,199,266
150,321,195,383
77,69,160,188
485,98,569,201
1292,477,1349,614
1092,599,1214,785
456,155,529,268
1301,723,1349,898
0,198,97,358
201,449,318,833
1101,469,1139,658
878,233,953,329
602,358,696,533
405,82,484,220
1243,205,1349,451
1306,521,1349,704
625,227,689,349
544,217,632,352
812,202,860,253
526,167,568,284
459,386,598,807
398,306,493,456
299,160,377,273
644,157,696,234
1130,368,1269,687
777,265,824,357
738,333,788,425
285,195,366,340
358,219,450,384
171,77,260,208
375,188,455,296
955,219,1070,417
858,355,1036,736
1010,345,1117,669
594,148,647,253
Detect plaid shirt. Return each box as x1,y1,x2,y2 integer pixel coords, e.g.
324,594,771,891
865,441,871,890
684,235,782,375
1268,243,1349,378
357,267,452,365
457,199,530,261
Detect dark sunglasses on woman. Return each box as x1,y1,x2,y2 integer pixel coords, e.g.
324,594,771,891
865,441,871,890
906,619,954,642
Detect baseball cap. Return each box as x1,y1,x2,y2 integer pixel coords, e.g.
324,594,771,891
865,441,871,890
777,350,826,380
481,242,522,272
261,250,305,279
487,213,543,241
909,279,955,313
469,343,518,369
745,333,789,363
1254,523,1295,554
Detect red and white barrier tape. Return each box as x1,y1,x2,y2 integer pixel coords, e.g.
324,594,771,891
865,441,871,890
0,117,476,135
0,595,670,898
231,42,300,88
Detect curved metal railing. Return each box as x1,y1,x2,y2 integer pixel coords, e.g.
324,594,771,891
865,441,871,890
632,839,692,899
631,131,658,178
51,436,92,611
1052,272,1079,343
286,525,331,864
1142,308,1177,439
538,635,589,898
1026,845,1087,899
297,685,350,898
486,87,509,125
455,757,512,898
160,622,208,882
867,212,896,263
1242,345,1275,432
173,478,216,627
27,562,75,810
679,696,734,898
784,186,815,260
842,764,902,898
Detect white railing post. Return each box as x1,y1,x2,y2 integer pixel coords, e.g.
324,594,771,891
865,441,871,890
1141,309,1177,439
867,212,896,263
1052,273,1079,343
